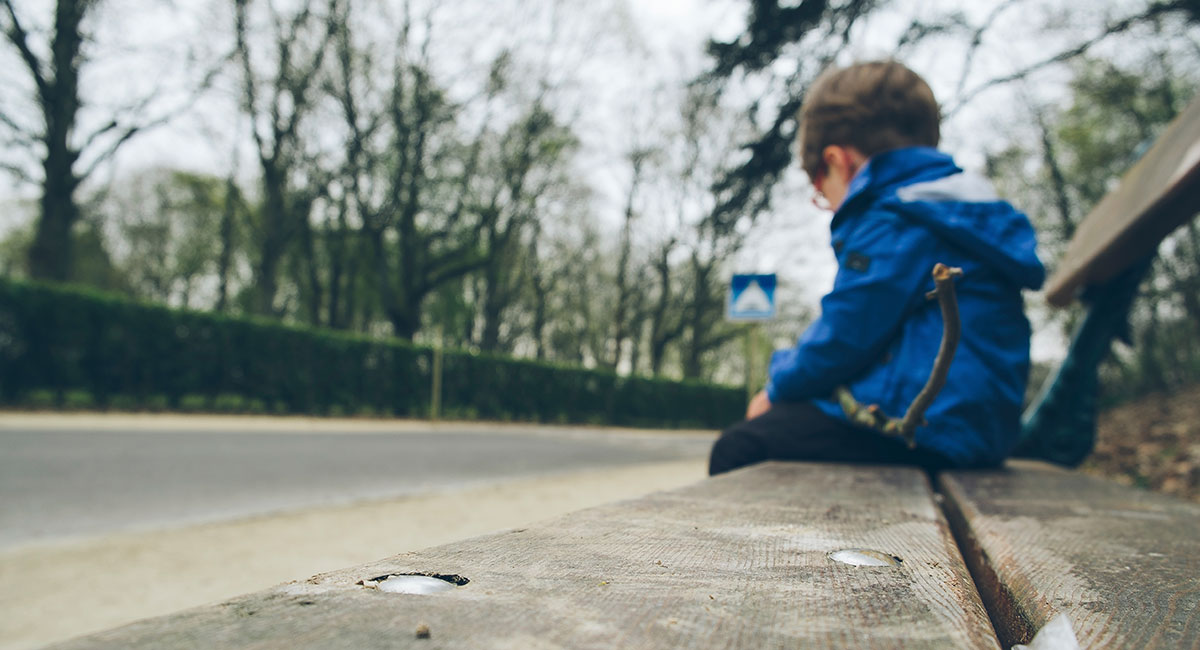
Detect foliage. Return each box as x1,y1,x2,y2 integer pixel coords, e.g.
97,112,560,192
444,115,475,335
88,169,249,309
987,53,1200,402
1,0,200,282
0,277,744,427
700,0,1200,231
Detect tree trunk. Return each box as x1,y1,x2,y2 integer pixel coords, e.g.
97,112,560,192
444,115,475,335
327,198,349,329
1034,109,1075,243
649,240,683,376
298,205,323,326
390,298,421,341
479,219,506,353
29,163,79,281
529,240,550,361
480,264,504,352
216,174,237,312
23,0,88,281
252,165,289,316
610,154,643,370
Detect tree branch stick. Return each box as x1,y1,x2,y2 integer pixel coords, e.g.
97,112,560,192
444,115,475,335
835,263,963,448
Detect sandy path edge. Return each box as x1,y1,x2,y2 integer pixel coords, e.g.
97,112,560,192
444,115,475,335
0,458,708,650
0,411,719,437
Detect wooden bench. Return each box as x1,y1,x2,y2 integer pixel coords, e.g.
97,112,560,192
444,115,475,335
52,463,1003,649
50,100,1200,649
941,461,1200,648
1016,94,1200,466
940,94,1200,648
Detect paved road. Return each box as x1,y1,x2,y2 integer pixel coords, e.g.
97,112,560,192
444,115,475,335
0,420,714,549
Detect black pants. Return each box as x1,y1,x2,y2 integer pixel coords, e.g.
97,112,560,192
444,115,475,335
708,401,952,475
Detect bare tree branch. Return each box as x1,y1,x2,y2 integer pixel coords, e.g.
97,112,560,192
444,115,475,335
893,13,968,56
78,123,143,182
0,109,35,146
0,160,33,183
952,0,1025,102
419,248,489,296
278,1,338,145
77,49,228,183
1,0,49,99
944,2,1188,119
234,0,267,158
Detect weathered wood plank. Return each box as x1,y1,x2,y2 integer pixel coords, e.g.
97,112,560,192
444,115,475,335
940,460,1200,648
53,463,998,649
1044,95,1200,307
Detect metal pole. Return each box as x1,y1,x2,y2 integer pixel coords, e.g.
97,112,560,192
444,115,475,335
431,327,443,421
744,328,753,405
746,325,759,402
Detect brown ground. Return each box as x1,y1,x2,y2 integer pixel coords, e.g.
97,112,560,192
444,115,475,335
1081,383,1200,502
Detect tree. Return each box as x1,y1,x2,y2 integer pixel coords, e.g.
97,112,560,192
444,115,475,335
473,101,578,354
233,0,341,316
1,0,207,283
645,81,756,381
604,146,653,370
93,169,248,308
678,225,743,381
988,51,1200,398
515,181,597,362
1,0,96,281
2,0,108,281
541,221,610,367
325,3,504,340
646,236,686,376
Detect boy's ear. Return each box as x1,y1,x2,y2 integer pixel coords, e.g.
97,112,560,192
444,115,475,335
822,145,867,177
821,145,840,168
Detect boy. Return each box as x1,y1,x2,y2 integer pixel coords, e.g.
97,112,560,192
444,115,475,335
709,60,1044,475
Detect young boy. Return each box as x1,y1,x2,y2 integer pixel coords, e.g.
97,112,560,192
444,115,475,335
709,60,1044,475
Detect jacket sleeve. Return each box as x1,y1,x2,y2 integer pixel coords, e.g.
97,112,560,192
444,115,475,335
766,211,937,403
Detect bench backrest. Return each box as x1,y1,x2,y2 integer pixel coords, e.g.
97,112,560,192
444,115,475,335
1044,96,1200,307
1017,95,1200,466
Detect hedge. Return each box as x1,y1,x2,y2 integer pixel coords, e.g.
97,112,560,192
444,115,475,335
0,278,743,428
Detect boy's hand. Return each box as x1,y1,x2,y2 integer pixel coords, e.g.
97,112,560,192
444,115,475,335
746,390,771,420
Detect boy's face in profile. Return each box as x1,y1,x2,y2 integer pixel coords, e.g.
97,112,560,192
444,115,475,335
810,145,866,211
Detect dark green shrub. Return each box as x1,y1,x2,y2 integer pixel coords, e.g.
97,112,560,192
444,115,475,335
0,277,742,428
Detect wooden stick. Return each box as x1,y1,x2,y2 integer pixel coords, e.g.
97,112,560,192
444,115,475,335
835,263,964,448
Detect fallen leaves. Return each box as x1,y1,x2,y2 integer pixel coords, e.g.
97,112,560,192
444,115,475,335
1081,383,1200,502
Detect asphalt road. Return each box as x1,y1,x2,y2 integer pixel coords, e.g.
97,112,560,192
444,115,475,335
0,420,715,549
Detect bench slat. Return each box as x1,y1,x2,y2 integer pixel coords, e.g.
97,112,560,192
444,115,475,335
940,460,1200,648
1044,95,1200,307
53,463,999,649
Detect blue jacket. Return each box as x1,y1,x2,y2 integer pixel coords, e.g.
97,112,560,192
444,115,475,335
766,147,1045,467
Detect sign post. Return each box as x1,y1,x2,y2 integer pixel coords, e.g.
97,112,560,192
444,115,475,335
728,274,777,402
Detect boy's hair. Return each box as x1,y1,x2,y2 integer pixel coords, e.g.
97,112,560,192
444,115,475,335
797,60,940,180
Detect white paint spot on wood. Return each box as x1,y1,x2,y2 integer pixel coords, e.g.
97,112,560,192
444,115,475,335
828,549,902,567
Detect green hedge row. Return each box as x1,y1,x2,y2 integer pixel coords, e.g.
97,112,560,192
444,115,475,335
0,278,743,428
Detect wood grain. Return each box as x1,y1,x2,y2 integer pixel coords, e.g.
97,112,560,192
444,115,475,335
941,460,1200,648
51,463,999,649
1044,95,1200,307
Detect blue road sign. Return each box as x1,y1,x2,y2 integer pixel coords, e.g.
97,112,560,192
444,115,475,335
728,274,777,321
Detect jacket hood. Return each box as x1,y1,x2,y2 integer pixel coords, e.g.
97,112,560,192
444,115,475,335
835,147,1046,290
